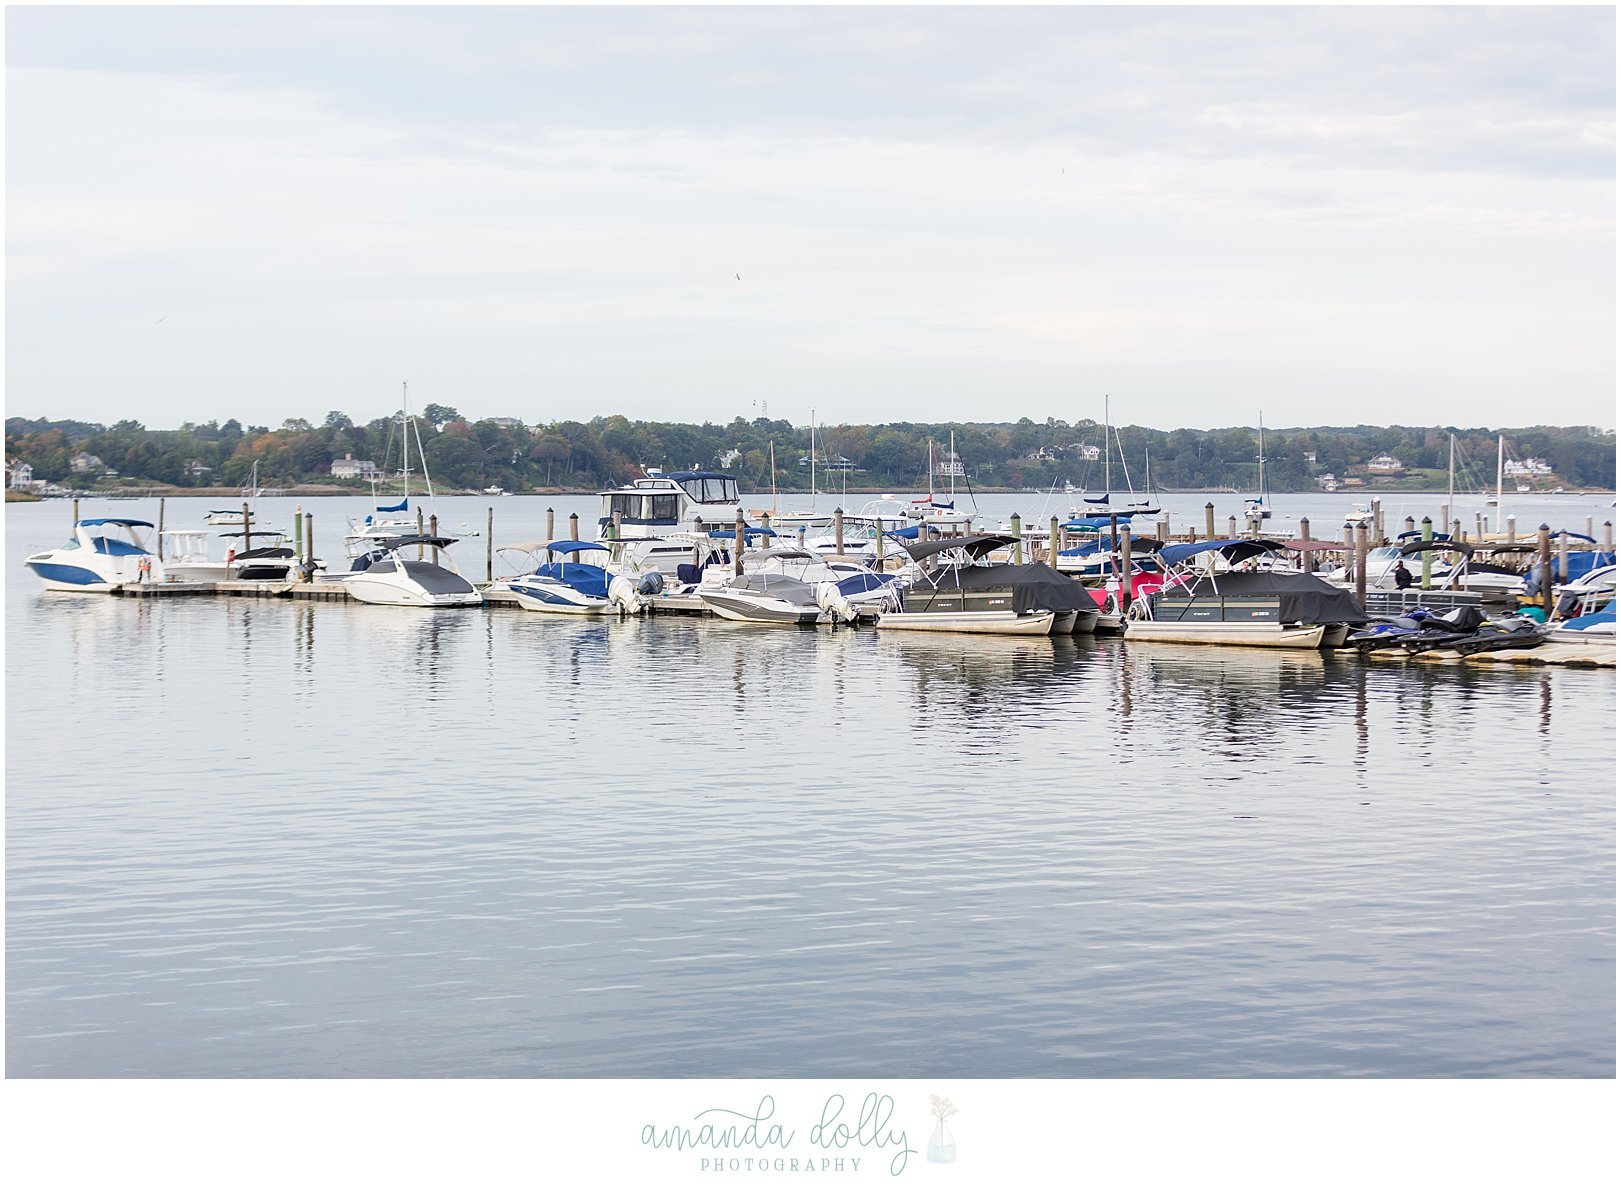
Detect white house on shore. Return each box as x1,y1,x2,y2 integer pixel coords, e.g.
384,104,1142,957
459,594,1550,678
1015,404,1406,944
1365,454,1404,473
331,454,383,480
9,461,35,489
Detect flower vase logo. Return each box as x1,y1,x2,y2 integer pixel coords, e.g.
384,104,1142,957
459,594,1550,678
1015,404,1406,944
927,1095,957,1164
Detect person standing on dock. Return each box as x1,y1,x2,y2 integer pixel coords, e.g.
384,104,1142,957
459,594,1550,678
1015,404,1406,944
1393,560,1414,590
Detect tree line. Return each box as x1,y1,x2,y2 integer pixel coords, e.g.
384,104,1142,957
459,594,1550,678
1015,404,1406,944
6,411,1615,493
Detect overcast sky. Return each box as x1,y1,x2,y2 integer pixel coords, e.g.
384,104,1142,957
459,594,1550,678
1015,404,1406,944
6,5,1615,431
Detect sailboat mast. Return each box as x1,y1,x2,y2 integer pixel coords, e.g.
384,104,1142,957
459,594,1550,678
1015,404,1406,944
769,440,777,516
1103,395,1111,495
810,410,817,514
1257,413,1266,503
402,381,411,503
949,430,957,501
1447,433,1455,523
1496,433,1504,533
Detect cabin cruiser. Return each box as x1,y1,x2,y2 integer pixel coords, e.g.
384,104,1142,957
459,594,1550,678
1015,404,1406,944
25,518,163,591
1126,539,1369,648
508,541,649,615
876,534,1099,636
339,534,482,607
596,469,755,575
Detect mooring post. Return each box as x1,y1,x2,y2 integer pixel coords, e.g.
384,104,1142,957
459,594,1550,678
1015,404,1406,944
304,513,314,581
429,514,440,565
1605,521,1614,553
72,497,80,527
1371,498,1383,543
486,506,494,582
734,512,745,576
1010,513,1022,564
1227,515,1237,538
1204,502,1215,541
1420,516,1433,590
546,507,555,541
1585,515,1594,547
612,509,623,542
1050,515,1060,566
1121,519,1134,607
416,508,425,559
1452,518,1462,543
243,501,252,547
1343,523,1354,562
1558,529,1570,589
1538,524,1553,618
1475,512,1484,541
292,504,302,568
157,497,166,559
1403,516,1415,539
1354,523,1369,606
875,518,886,568
834,507,844,556
1299,517,1312,572
1506,515,1516,545
569,512,579,541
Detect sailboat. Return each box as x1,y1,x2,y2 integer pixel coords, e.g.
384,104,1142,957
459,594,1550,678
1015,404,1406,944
1243,414,1273,527
770,410,834,535
346,384,431,554
1071,396,1160,518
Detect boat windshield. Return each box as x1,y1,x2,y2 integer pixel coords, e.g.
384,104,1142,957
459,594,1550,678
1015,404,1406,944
678,476,738,503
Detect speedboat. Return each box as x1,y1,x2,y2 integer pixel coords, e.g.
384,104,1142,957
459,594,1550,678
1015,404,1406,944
339,534,482,607
1125,539,1369,648
1547,601,1616,647
203,508,253,526
698,572,855,625
509,541,648,615
741,547,904,615
876,534,1097,635
25,518,163,591
159,527,310,583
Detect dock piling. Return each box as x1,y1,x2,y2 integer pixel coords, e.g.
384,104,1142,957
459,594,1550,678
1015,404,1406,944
834,507,844,556
734,512,745,576
1010,513,1022,564
1420,516,1433,590
546,507,555,541
1538,525,1553,618
486,507,493,582
569,512,579,541
1354,522,1368,605
1050,515,1060,566
1204,502,1215,541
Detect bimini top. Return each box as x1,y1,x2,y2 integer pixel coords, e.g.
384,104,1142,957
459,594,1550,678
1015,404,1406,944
1158,538,1286,567
753,547,816,561
545,540,610,555
707,526,776,539
77,518,155,529
903,534,1016,563
377,534,459,550
666,470,734,483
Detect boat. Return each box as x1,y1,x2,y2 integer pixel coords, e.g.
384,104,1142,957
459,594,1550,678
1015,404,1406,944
24,517,163,591
1344,504,1374,529
159,527,310,583
345,384,437,554
1547,601,1616,646
1070,396,1161,518
876,534,1098,635
223,530,314,581
339,534,483,607
596,468,753,575
1242,413,1274,527
1124,539,1369,648
1347,606,1484,653
508,541,647,615
203,507,253,526
482,485,511,497
698,571,855,625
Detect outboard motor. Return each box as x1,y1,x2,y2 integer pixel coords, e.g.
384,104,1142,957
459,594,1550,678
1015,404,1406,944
815,581,858,625
636,571,664,596
607,575,645,616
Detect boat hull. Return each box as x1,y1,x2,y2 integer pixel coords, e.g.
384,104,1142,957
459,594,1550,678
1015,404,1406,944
510,579,610,614
877,609,1056,635
1125,620,1329,648
25,559,118,592
699,592,821,624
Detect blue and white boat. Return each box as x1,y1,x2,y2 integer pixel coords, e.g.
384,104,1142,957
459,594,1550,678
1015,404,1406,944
24,518,162,591
509,541,646,615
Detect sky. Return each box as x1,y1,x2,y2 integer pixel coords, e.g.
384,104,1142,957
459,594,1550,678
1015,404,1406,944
5,4,1616,432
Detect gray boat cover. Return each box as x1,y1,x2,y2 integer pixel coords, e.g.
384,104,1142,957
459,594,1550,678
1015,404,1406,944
1175,571,1369,623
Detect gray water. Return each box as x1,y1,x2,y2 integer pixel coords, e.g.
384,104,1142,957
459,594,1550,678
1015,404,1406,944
6,493,1615,1077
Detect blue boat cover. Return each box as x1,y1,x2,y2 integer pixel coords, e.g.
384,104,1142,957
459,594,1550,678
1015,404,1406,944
1159,538,1286,567
533,561,611,599
78,518,155,528
707,526,776,538
547,540,610,554
376,499,409,513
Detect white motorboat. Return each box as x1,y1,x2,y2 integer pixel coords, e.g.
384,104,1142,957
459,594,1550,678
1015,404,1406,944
698,571,856,625
203,508,253,526
508,541,646,615
25,518,163,591
597,468,756,575
339,534,483,607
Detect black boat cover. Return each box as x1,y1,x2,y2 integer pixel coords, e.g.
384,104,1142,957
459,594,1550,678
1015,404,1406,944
1177,571,1370,624
936,562,1097,614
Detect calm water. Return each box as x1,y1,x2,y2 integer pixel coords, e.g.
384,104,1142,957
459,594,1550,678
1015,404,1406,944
6,492,1615,1077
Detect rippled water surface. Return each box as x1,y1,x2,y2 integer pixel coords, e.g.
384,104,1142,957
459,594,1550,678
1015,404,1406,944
6,495,1615,1076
